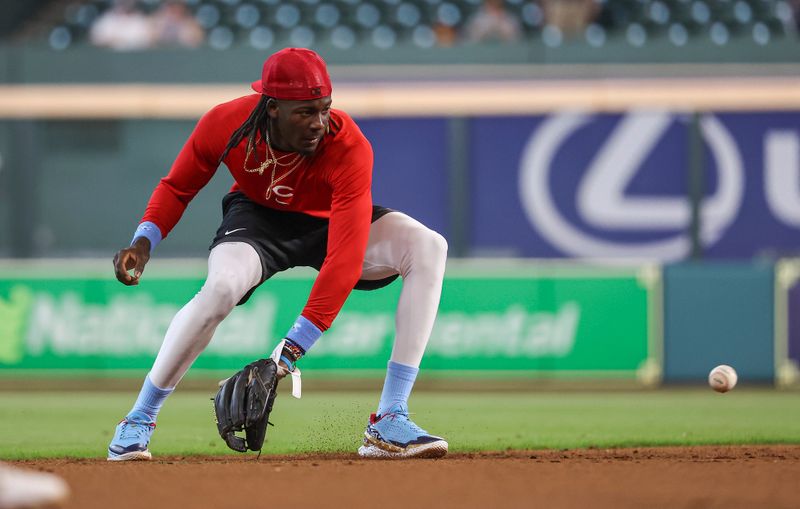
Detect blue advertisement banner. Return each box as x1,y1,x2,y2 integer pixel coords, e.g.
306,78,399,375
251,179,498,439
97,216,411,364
706,112,800,258
789,274,800,368
470,112,800,261
359,117,449,239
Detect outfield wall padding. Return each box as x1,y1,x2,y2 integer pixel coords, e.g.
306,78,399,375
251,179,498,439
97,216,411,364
663,263,774,382
0,260,785,384
0,261,659,381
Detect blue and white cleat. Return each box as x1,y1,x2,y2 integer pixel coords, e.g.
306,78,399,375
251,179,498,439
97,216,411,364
357,403,448,459
107,411,156,461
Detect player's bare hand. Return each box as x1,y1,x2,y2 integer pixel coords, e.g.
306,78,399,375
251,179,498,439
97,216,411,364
113,238,151,286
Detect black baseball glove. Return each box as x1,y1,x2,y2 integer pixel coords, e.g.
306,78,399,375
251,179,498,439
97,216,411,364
213,358,279,453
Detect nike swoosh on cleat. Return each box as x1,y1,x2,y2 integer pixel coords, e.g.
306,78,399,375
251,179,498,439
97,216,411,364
224,228,246,235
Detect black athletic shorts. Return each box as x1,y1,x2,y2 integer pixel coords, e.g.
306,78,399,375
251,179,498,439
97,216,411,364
210,191,398,305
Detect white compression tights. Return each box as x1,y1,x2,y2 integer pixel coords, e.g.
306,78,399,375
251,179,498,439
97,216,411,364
148,211,447,389
149,242,262,388
359,212,447,367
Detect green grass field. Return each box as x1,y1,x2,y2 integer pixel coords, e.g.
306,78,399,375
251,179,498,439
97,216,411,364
1,389,799,459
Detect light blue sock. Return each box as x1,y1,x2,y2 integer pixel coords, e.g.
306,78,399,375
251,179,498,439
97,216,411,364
377,361,419,415
130,374,173,421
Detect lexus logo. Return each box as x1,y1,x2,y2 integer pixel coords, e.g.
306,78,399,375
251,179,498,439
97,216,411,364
519,111,745,261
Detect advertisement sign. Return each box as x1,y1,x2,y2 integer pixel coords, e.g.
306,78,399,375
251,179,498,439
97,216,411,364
359,117,449,239
470,111,800,260
0,262,658,379
789,278,800,376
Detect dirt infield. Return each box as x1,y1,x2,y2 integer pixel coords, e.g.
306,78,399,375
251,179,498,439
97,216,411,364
15,446,800,509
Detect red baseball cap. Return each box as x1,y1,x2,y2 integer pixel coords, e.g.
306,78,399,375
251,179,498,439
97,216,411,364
251,48,332,100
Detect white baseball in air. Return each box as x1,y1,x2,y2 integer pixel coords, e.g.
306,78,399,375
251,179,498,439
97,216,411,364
708,364,738,393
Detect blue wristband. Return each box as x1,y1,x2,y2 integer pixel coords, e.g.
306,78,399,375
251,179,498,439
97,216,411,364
131,221,162,252
284,316,323,353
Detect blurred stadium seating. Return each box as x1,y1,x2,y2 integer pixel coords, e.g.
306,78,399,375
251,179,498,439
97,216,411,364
3,0,797,53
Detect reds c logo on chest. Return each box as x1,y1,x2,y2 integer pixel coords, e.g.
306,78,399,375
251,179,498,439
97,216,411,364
270,185,294,205
241,141,306,206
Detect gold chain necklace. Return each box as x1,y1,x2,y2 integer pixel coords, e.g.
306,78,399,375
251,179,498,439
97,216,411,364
243,131,305,201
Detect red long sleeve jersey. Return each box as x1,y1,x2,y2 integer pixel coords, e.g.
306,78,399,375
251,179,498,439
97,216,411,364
141,94,374,331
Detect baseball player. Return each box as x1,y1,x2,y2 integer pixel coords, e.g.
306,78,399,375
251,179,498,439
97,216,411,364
0,463,69,509
108,48,448,460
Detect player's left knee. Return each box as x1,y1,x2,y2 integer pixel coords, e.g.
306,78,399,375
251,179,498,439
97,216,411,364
410,228,448,270
428,230,448,260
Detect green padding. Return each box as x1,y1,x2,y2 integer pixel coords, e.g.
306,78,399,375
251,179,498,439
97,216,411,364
664,262,774,382
0,263,657,378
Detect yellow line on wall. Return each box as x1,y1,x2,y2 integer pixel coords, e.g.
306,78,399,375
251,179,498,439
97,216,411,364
1,77,799,119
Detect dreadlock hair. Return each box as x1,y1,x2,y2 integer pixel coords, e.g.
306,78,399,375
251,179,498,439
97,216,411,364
218,95,273,166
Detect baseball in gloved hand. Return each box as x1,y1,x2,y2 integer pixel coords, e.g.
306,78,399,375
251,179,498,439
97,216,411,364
213,358,279,453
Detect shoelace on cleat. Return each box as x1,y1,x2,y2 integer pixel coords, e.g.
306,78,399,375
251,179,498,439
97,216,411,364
381,411,428,436
118,420,156,440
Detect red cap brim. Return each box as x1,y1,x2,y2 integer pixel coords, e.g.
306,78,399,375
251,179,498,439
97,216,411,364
251,80,263,94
